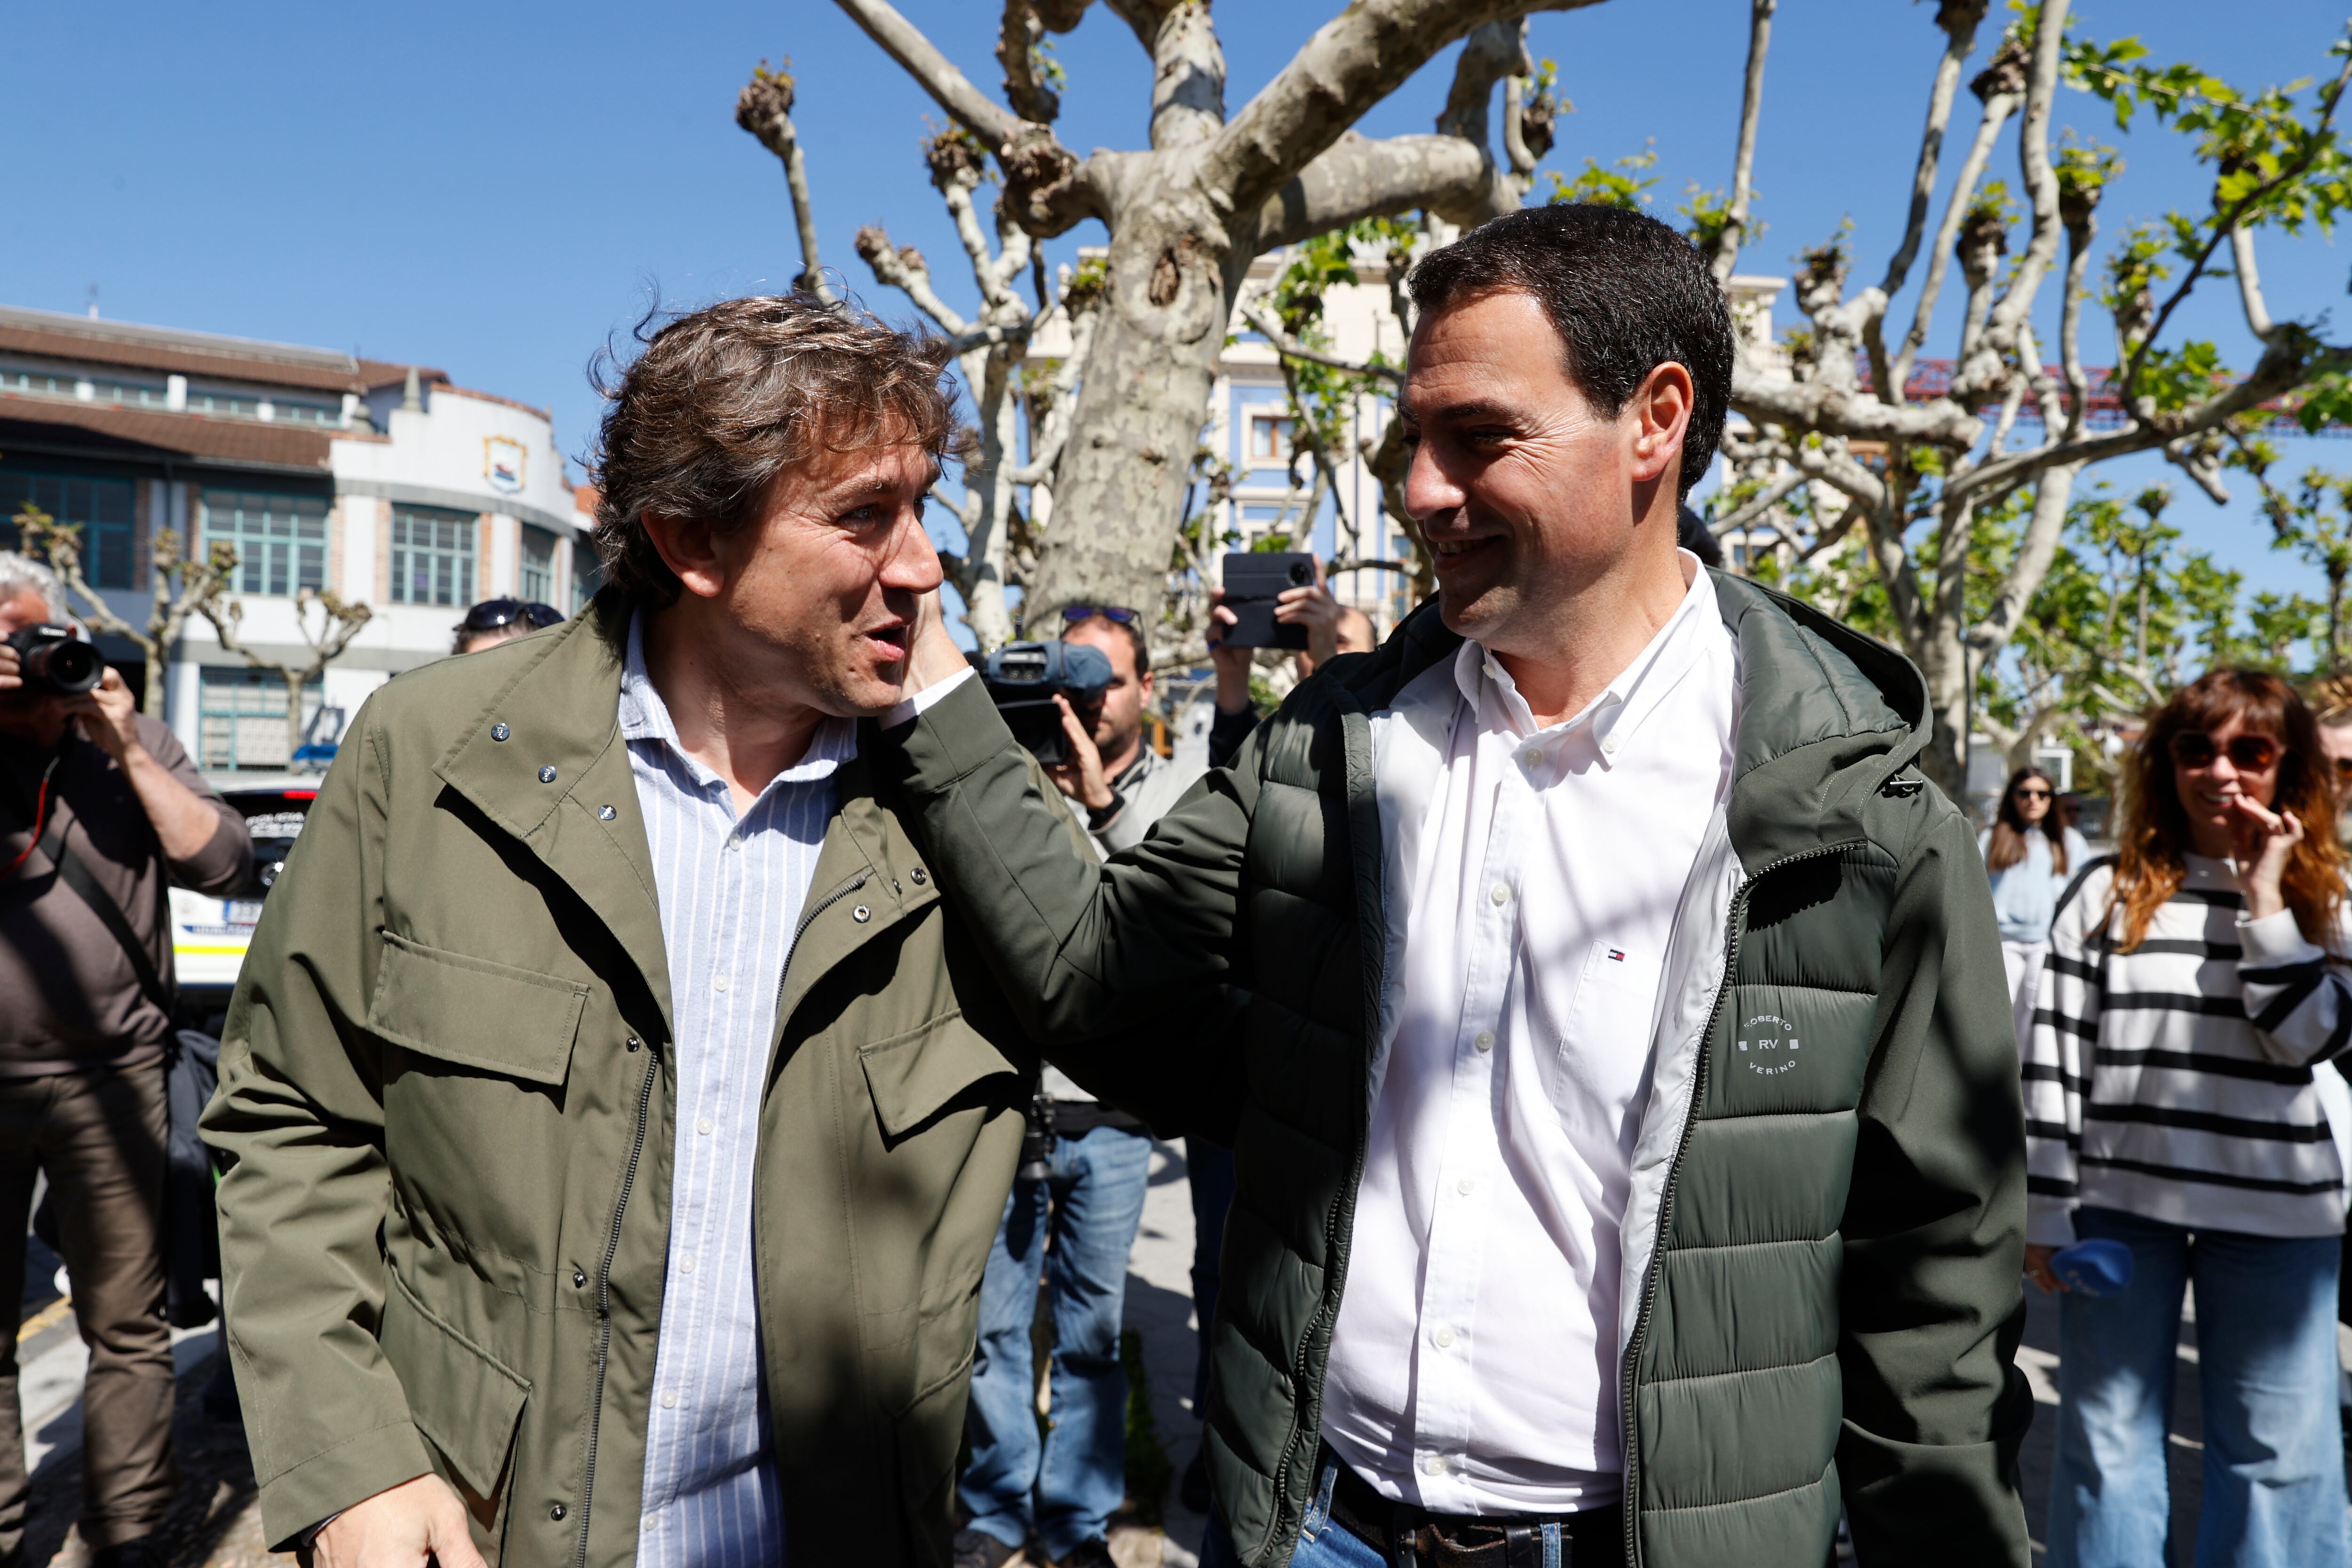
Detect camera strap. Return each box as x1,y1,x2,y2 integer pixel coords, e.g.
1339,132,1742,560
1,748,176,1018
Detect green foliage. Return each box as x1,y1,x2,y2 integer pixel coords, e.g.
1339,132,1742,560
1545,143,1659,211
1678,181,1758,254
2055,134,2125,210
2133,339,2230,414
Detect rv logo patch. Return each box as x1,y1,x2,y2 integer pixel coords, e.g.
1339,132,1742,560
1737,1013,1801,1076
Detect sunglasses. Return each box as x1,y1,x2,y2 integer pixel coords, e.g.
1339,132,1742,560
2014,787,2052,801
2167,731,2283,773
461,598,565,633
1059,605,1139,625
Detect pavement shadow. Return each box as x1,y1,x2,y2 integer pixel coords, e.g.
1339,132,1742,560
19,1340,265,1568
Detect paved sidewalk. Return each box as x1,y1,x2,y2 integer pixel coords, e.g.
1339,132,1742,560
21,1155,2341,1567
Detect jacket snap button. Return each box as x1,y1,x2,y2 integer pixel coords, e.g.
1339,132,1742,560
909,867,928,884
539,765,558,784
891,879,902,895
626,1035,641,1052
550,1504,567,1521
599,804,616,821
572,1269,587,1288
490,722,510,742
852,905,871,923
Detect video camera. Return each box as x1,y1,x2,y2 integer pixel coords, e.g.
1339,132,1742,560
4,624,102,697
977,640,1112,766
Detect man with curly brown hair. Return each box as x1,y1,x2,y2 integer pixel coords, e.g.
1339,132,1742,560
204,294,1099,1568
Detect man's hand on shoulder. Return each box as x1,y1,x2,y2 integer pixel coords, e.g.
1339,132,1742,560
312,1473,487,1568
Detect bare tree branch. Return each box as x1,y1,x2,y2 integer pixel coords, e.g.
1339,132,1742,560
1009,301,1104,484
1707,469,1807,538
1436,21,1528,148
1236,298,1405,385
1955,0,2069,402
1731,370,1984,449
1242,131,1503,253
1709,0,1777,280
1205,0,1604,215
1142,0,1227,151
1969,462,2082,654
735,65,839,304
854,227,971,335
1890,56,2022,395
1873,1,1988,302
833,0,1022,143
2231,223,2280,343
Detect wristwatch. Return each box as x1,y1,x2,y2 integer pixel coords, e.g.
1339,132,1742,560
1086,788,1127,833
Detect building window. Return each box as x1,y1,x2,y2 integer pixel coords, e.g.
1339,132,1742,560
389,505,478,606
1,472,137,589
1247,412,1295,464
199,667,322,771
202,490,328,597
572,539,603,613
519,525,556,605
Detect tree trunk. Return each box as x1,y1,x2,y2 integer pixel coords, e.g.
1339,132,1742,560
1914,627,1971,800
1019,205,1235,627
285,676,306,763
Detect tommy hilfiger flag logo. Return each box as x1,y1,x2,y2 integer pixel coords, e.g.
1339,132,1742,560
1607,949,1625,962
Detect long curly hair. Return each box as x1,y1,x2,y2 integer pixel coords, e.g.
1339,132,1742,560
1986,764,2068,875
2110,669,2345,952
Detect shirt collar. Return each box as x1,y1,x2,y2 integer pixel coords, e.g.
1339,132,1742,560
1453,551,1719,767
617,610,858,797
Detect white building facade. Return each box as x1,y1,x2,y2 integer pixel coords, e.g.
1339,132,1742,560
0,305,598,771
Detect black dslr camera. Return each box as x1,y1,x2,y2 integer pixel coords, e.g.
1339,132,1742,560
4,624,102,696
977,640,1113,766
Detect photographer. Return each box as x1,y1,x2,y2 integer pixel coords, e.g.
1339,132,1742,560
955,604,1198,1568
0,552,251,1568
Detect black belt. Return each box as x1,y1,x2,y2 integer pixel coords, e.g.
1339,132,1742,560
1320,1444,1624,1568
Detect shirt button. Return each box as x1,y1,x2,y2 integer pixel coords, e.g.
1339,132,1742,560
1434,1325,1456,1348
1474,1031,1494,1053
1457,1177,1475,1196
1490,883,1511,905
1601,733,1621,756
1523,749,1541,767
1422,1455,1447,1476
697,1117,715,1136
680,1254,697,1274
660,1391,678,1409
712,973,730,993
643,1514,657,1532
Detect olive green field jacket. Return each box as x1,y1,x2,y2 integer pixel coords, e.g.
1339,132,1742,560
876,573,2035,1568
202,608,1069,1568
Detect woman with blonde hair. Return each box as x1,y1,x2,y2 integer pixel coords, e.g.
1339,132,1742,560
1982,764,2091,1047
2026,668,2352,1568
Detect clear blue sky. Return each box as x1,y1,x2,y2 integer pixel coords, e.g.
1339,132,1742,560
9,0,2349,603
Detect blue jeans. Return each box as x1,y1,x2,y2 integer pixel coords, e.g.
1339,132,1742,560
2047,1206,2350,1568
1196,1458,1572,1568
960,1122,1153,1560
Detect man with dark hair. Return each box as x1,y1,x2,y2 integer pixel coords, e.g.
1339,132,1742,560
204,293,1096,1568
881,203,2031,1568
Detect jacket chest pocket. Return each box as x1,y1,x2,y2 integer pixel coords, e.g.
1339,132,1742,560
370,930,591,1259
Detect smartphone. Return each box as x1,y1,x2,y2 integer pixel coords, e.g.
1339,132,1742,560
1221,552,1316,650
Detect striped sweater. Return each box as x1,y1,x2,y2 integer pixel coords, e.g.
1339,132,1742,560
2025,853,2352,1244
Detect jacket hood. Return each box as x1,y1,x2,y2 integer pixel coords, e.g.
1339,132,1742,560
1328,569,1935,873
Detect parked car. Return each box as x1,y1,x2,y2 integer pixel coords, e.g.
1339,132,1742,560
173,773,319,1014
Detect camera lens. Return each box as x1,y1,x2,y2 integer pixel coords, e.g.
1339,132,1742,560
26,638,102,695
1289,561,1312,585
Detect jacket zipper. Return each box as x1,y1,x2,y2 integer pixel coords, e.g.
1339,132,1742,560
575,1034,663,1568
569,870,868,1567
771,871,872,1022
1616,841,1859,1568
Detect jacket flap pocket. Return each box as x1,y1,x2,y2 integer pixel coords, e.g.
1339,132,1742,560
381,1271,530,1499
369,931,588,1086
859,1010,1019,1138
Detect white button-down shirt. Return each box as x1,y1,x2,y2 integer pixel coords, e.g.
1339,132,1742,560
620,614,857,1568
1322,554,1740,1514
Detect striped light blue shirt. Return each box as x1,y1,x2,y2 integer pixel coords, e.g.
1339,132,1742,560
620,614,854,1568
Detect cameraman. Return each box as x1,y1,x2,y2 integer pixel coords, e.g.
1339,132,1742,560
954,605,1200,1568
0,552,250,1568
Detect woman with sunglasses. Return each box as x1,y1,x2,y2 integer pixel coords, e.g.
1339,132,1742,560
1981,765,2089,1051
2027,669,2352,1568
